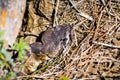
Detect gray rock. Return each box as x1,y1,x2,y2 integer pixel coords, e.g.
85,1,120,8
0,0,26,46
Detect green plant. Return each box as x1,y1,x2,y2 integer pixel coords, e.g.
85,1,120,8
0,31,15,79
58,76,69,80
4,69,16,80
0,31,28,79
0,31,14,67
12,38,28,62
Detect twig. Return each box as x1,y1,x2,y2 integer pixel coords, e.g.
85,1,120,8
93,41,120,49
53,0,59,27
69,0,93,21
69,0,79,13
93,9,103,41
77,13,93,21
101,0,106,5
24,32,39,37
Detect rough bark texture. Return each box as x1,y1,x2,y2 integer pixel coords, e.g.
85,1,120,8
0,0,26,46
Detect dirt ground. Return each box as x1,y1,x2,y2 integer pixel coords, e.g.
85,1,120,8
19,0,120,80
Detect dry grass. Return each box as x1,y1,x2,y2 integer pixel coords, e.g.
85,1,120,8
19,0,120,79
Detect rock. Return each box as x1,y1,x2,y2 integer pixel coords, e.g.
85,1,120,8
0,0,26,46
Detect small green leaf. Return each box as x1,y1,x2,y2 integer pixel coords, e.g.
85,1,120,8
0,31,4,37
4,69,8,74
12,38,28,62
59,76,69,80
6,71,16,80
0,78,4,80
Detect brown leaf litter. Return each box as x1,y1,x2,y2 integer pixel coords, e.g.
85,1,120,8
18,0,120,80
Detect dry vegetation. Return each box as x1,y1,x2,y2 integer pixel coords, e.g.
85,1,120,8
18,0,120,79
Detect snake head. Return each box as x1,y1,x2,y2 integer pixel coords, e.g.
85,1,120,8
30,42,43,55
